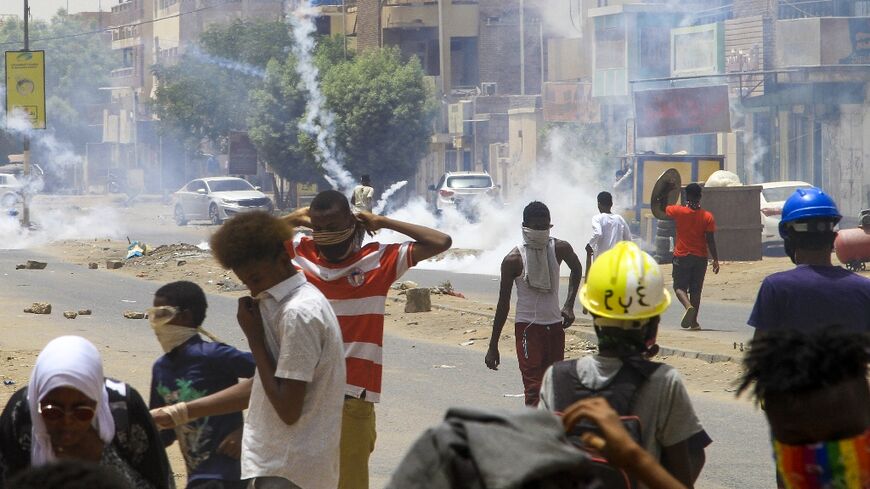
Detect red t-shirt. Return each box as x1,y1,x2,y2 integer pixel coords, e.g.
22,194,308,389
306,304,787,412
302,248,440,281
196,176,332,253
666,205,716,257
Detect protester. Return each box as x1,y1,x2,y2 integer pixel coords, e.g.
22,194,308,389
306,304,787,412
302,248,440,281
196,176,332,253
737,328,870,488
283,190,452,489
749,187,870,335
0,336,174,489
666,183,719,330
539,241,711,487
147,281,256,489
351,175,375,214
485,201,583,406
585,191,632,260
154,212,346,489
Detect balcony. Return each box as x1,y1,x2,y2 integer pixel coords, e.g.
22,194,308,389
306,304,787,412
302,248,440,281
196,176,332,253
777,0,868,19
109,67,137,88
382,1,477,36
110,0,144,26
775,16,870,84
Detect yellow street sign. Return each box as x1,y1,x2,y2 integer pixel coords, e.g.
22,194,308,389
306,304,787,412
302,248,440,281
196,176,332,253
5,50,46,129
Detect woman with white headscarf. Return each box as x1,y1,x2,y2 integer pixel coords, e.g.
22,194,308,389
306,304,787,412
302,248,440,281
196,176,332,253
0,336,174,489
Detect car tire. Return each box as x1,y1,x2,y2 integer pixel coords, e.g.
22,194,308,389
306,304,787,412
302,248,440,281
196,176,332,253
209,204,223,225
174,205,187,226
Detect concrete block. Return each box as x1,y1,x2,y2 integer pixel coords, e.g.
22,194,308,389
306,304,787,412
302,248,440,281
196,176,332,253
78,309,92,316
24,303,52,315
106,260,124,270
404,288,432,313
88,262,99,269
63,311,78,319
25,261,47,270
123,311,145,320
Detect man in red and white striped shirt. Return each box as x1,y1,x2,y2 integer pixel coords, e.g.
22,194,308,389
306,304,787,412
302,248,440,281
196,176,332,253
284,190,452,489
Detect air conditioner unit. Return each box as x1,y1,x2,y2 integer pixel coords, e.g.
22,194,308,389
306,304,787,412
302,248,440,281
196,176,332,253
481,82,497,96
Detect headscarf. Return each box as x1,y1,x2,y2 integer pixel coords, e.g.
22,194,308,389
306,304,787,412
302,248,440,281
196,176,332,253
27,336,116,466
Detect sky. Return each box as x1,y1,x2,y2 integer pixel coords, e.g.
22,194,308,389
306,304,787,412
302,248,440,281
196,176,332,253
0,1,120,21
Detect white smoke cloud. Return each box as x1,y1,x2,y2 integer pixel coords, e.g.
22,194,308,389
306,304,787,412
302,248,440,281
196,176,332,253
377,127,609,275
0,205,124,249
373,180,408,214
287,1,357,193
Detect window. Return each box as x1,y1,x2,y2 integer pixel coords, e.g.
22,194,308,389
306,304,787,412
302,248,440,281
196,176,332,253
188,180,207,192
207,179,254,192
447,175,493,189
0,176,7,185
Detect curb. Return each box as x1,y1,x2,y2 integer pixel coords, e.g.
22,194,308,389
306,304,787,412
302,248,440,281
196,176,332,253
388,296,738,364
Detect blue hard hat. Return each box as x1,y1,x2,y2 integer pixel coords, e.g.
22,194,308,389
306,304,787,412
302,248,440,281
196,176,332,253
778,187,841,238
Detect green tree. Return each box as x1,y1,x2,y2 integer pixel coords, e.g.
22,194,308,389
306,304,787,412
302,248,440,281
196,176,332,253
151,19,292,153
320,47,434,183
246,55,313,182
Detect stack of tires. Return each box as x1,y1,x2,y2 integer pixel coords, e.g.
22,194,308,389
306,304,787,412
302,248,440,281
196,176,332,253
653,219,675,264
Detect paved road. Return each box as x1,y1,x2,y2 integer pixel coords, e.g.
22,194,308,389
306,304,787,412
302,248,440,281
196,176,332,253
0,249,774,488
404,269,756,346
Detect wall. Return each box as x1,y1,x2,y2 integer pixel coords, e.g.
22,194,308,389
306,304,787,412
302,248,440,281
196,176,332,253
357,0,381,51
507,107,542,198
733,0,776,18
822,104,870,216
479,0,543,95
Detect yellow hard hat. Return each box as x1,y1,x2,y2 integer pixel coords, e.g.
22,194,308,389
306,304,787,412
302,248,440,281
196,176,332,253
580,241,671,320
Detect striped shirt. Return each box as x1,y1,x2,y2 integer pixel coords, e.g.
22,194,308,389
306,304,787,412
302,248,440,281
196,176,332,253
294,237,415,402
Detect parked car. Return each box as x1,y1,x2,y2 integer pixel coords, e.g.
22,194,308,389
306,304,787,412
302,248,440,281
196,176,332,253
429,171,499,219
173,177,273,226
760,181,813,247
0,172,24,207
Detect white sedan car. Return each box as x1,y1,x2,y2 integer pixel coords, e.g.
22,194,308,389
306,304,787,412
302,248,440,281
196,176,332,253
760,181,813,247
174,177,273,226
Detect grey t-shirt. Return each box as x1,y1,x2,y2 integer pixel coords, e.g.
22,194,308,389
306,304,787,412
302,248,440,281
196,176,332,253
538,355,705,462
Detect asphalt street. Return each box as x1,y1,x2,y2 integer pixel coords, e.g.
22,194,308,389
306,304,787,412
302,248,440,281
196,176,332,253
0,249,774,488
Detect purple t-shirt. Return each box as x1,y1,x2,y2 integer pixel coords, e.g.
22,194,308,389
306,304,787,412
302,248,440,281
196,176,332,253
748,265,870,332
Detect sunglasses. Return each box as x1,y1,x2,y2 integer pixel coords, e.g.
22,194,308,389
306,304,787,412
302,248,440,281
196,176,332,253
38,403,96,423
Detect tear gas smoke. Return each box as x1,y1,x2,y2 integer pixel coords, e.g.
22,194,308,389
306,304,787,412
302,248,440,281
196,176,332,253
0,206,123,249
187,47,267,79
286,1,356,193
373,180,408,215
376,128,610,275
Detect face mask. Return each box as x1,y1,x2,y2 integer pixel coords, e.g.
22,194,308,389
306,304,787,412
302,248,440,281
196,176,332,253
522,227,550,249
148,306,198,353
774,428,870,489
315,224,364,262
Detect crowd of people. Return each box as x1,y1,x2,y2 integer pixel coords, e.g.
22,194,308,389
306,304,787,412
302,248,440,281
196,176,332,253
0,184,867,489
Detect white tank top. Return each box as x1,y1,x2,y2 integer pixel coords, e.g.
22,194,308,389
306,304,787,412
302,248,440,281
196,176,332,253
514,239,563,324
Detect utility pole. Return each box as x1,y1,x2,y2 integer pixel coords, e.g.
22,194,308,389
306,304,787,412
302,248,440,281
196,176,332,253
22,0,31,227
519,0,525,95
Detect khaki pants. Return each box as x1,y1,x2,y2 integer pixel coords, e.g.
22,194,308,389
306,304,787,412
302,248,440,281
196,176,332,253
339,398,376,489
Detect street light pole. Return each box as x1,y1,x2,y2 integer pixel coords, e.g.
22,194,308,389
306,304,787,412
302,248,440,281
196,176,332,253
22,0,31,227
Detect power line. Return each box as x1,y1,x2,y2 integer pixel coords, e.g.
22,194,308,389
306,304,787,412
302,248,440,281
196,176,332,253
0,0,245,48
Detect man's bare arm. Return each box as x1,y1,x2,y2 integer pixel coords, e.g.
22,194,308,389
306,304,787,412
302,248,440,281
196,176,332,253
357,212,452,264
485,253,521,370
706,232,720,273
556,240,582,328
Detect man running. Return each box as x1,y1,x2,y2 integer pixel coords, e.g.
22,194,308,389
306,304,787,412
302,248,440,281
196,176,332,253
284,191,451,489
485,201,583,407
666,183,719,330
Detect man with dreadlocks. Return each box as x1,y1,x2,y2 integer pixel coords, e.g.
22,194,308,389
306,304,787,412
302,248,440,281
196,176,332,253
539,241,711,488
283,191,452,489
666,183,719,330
738,328,870,488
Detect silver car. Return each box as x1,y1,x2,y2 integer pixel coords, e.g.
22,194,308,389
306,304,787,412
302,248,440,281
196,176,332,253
174,177,273,226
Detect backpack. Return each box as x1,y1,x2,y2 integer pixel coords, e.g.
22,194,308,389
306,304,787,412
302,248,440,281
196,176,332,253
551,357,662,489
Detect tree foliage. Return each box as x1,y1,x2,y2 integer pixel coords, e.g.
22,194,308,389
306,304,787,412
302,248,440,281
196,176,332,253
151,19,292,153
321,46,433,183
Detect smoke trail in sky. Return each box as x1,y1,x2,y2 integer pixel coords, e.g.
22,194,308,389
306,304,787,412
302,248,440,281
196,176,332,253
373,180,408,214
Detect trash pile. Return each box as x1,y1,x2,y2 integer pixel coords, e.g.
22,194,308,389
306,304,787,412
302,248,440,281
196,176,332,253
391,280,466,299
125,243,210,269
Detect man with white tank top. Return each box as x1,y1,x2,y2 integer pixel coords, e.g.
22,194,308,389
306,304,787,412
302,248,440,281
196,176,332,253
485,201,583,406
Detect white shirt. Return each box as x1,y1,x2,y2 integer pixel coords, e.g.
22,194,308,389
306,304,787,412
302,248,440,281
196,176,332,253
242,273,346,489
588,213,632,257
352,185,374,213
